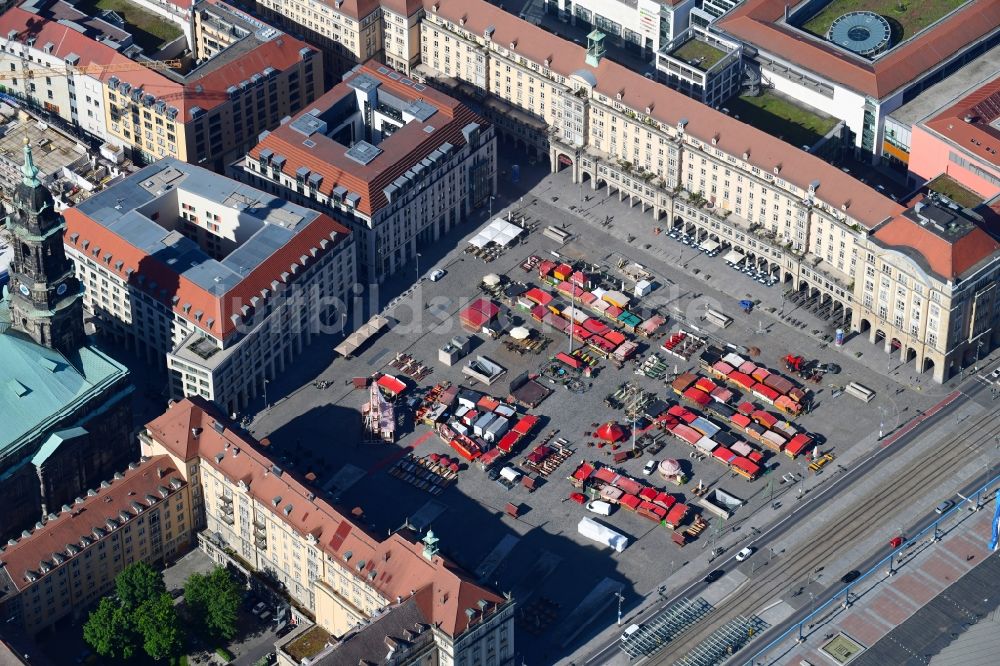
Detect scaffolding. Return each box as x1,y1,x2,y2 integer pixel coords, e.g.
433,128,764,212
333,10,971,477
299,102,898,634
675,615,769,666
619,597,714,659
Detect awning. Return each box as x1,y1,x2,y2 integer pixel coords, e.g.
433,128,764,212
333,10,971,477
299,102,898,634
700,239,720,252
334,315,390,357
723,250,745,264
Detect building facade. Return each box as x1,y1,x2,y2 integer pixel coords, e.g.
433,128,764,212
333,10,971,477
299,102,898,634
141,398,516,666
545,0,696,56
238,62,495,282
63,160,356,414
0,0,323,171
405,0,1000,380
251,0,384,79
0,455,194,635
0,142,134,542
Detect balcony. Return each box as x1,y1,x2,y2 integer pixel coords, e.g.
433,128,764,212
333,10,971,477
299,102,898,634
255,535,267,550
220,513,235,526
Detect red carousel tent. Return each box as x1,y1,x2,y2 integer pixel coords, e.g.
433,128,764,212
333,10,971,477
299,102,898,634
596,422,627,442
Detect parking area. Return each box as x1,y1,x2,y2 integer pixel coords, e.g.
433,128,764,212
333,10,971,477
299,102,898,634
250,157,945,660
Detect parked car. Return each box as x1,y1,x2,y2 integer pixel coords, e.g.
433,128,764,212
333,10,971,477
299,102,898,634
703,570,724,583
429,269,446,282
735,547,754,562
935,499,953,514
253,601,267,616
840,570,860,584
259,610,271,622
643,460,657,476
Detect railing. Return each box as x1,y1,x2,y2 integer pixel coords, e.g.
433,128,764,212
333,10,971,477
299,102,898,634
739,471,1000,665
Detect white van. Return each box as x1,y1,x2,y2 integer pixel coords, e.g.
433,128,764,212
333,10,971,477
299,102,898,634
621,624,641,643
586,500,613,516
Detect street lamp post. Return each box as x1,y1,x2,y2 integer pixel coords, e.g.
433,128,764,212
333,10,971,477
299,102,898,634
489,195,495,220
613,590,625,626
263,378,270,410
416,252,421,278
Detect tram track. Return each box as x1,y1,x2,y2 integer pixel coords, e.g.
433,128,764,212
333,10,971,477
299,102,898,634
647,404,1000,664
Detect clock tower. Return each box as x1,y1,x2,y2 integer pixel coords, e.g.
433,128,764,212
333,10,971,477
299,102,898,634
7,138,84,355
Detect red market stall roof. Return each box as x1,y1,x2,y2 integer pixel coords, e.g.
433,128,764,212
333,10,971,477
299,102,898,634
496,431,520,453
672,373,698,393
557,281,585,298
570,270,588,286
673,424,702,445
538,260,556,277
526,445,552,464
555,352,584,370
450,438,481,461
683,387,712,406
785,434,812,457
711,387,734,403
713,361,735,376
731,413,752,429
524,287,553,306
596,422,627,442
477,396,501,411
512,415,539,436
753,384,781,403
554,263,573,280
530,304,548,321
732,457,760,478
638,487,658,501
729,371,755,389
571,462,595,482
543,313,570,332
738,361,757,375
580,291,598,305
713,446,736,464
751,367,770,382
589,336,617,352
665,502,688,526
639,315,666,336
376,374,408,395
620,494,641,511
695,377,717,393
479,448,504,467
593,467,618,484
616,477,642,496
638,501,668,520
737,401,755,415
604,330,627,346
752,410,779,428
460,308,491,329
654,492,677,509
582,318,611,335
572,329,593,343
604,305,623,318
748,451,764,464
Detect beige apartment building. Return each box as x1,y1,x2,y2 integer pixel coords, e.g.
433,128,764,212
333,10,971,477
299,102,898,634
142,398,515,666
0,456,194,635
0,0,322,172
236,0,999,375
252,0,384,78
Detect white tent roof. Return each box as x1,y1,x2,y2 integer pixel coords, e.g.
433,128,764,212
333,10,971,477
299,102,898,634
700,239,720,252
723,249,745,264
469,219,524,249
483,273,501,286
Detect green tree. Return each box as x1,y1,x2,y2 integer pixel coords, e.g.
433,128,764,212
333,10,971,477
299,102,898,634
184,567,243,640
136,592,183,660
116,560,166,609
83,596,138,660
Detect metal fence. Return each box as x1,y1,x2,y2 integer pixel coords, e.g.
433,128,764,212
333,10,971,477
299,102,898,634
619,596,714,659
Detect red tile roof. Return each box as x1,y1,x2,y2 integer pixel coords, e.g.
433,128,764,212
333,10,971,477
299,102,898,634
63,169,352,340
380,0,423,15
425,0,902,228
923,74,1000,170
872,213,1000,280
146,398,504,636
0,7,316,117
249,62,487,217
718,0,1000,99
0,456,186,594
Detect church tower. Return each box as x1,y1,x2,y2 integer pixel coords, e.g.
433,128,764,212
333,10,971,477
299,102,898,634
7,138,85,355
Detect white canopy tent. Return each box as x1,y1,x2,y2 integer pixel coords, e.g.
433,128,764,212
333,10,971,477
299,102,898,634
469,219,525,249
334,315,390,357
723,249,745,265
700,239,720,253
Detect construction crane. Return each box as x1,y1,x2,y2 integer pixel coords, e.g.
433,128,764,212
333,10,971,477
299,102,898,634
0,59,182,82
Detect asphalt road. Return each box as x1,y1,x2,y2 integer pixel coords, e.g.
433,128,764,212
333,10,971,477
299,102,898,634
579,373,995,665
